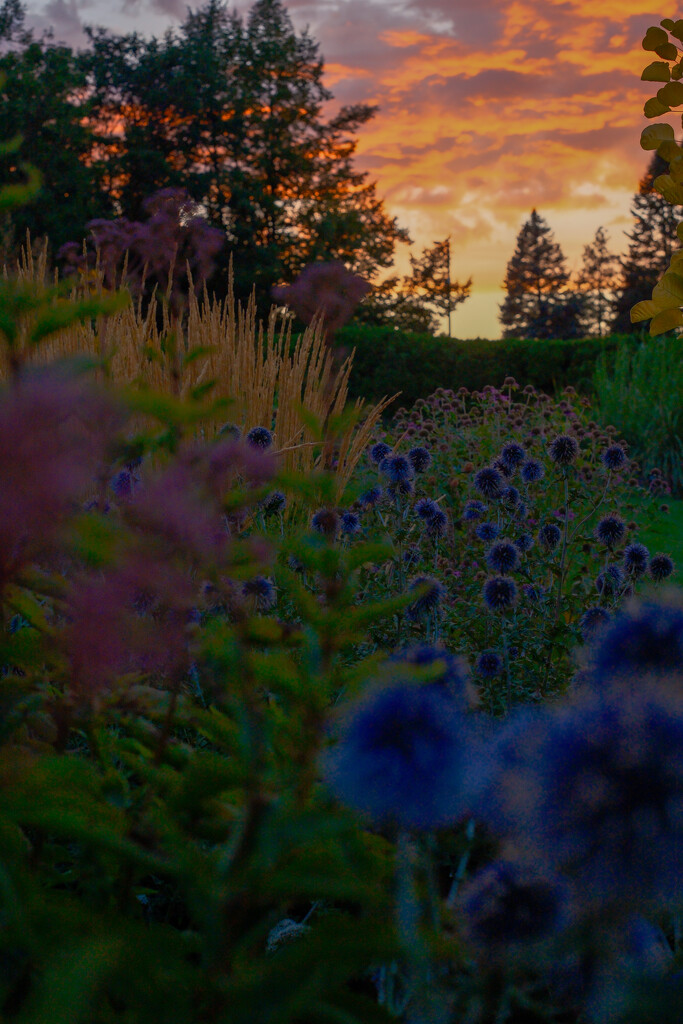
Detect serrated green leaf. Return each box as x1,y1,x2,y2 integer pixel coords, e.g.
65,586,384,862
650,306,683,334
642,60,671,82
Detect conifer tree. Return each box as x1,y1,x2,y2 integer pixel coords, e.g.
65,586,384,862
612,152,682,334
406,237,471,336
499,210,580,339
574,226,619,338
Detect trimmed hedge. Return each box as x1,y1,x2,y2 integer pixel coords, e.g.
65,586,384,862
336,325,643,411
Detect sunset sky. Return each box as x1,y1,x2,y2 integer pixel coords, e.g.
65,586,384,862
24,0,673,337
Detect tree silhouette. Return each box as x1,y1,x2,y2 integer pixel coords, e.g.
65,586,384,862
574,226,620,338
612,152,683,334
499,210,580,339
406,237,471,336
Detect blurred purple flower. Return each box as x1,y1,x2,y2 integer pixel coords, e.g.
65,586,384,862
271,261,371,342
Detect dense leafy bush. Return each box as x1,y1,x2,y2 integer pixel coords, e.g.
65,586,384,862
592,334,683,495
337,323,642,411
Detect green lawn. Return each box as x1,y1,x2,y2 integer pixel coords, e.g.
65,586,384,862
631,496,683,586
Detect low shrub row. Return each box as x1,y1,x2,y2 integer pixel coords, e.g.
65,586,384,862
336,325,644,410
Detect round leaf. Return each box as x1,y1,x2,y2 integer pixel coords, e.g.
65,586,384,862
673,62,683,79
641,123,675,149
642,61,671,82
672,19,683,40
658,81,683,105
643,26,670,50
645,97,671,117
652,271,683,308
650,307,683,334
630,300,659,323
655,42,679,60
662,18,676,30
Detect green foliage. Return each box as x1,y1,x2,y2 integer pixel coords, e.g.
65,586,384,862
338,322,638,411
573,226,620,338
592,334,683,495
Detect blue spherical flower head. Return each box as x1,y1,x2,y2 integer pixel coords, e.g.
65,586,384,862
246,426,273,450
463,500,487,522
486,540,520,574
219,422,241,441
340,511,361,536
380,454,414,484
548,434,580,466
514,533,534,553
261,490,286,516
588,598,683,682
425,506,448,540
369,441,392,465
474,466,504,499
476,522,500,543
579,606,611,642
311,508,340,539
415,498,440,521
388,479,414,500
407,575,446,621
477,650,503,679
595,564,624,597
523,583,545,603
389,644,473,710
459,859,568,953
483,576,517,612
521,459,545,484
538,523,562,551
500,485,521,509
322,680,471,829
499,442,526,472
650,553,675,582
601,444,627,471
111,468,137,499
359,485,383,509
623,542,650,579
242,575,277,612
595,514,626,548
512,688,683,913
409,446,432,473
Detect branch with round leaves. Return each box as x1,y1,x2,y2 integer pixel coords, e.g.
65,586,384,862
631,19,683,335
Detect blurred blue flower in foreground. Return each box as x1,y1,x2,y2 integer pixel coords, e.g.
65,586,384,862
388,644,473,711
322,680,472,829
585,596,683,683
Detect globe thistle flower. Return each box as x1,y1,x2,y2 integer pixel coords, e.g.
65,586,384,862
407,575,446,621
425,506,448,540
261,490,286,516
388,479,414,500
486,540,520,574
359,485,382,508
548,434,580,466
287,553,305,573
369,441,392,465
493,458,515,480
596,564,624,597
477,650,504,679
623,542,650,578
523,583,545,603
246,426,273,451
389,644,473,710
538,523,562,551
476,522,500,543
380,454,414,484
459,859,568,952
321,679,472,830
500,485,521,509
595,514,626,548
521,459,545,485
311,508,340,539
483,576,517,612
601,445,627,471
587,598,683,682
514,533,534,554
499,442,526,471
463,499,487,522
498,688,683,913
111,468,138,500
219,422,241,441
242,575,277,612
340,511,361,536
650,553,675,582
415,498,440,521
474,466,505,500
579,606,611,642
408,446,432,473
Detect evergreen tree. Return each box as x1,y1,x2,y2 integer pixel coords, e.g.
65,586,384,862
406,237,471,336
612,152,683,334
351,274,440,333
499,210,580,339
574,226,620,338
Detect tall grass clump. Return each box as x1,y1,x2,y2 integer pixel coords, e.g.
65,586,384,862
592,334,683,495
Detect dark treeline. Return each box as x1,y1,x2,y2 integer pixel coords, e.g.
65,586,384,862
0,0,678,337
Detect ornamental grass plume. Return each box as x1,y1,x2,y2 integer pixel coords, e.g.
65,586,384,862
321,679,472,830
